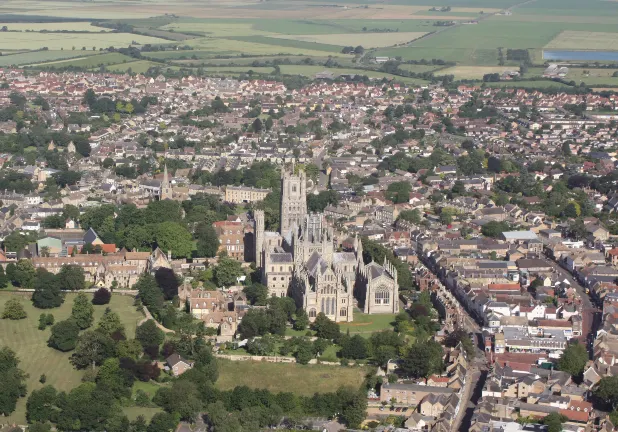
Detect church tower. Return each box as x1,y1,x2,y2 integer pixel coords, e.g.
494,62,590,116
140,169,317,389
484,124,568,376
280,166,307,236
160,164,172,200
254,209,265,268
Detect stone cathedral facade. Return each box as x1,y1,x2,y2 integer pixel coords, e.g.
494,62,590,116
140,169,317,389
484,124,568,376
254,166,399,322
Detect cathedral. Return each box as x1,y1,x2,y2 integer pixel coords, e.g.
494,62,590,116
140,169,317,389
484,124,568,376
254,166,399,323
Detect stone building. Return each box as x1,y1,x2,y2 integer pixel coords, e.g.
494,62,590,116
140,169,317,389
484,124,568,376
224,185,270,204
254,166,399,323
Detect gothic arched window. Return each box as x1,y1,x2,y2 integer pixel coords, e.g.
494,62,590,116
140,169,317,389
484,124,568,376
309,308,317,318
340,308,347,317
375,289,390,305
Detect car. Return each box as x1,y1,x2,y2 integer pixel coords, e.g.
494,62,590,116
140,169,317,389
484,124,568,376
379,407,385,411
402,408,408,412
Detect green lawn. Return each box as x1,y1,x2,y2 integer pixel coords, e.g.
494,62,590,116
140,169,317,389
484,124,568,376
339,312,397,336
216,359,367,395
0,292,144,425
123,407,162,422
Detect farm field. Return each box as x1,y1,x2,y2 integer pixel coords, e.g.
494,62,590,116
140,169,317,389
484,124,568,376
0,22,110,32
29,52,134,68
545,31,618,51
186,37,345,57
278,64,430,84
484,80,573,89
441,65,519,79
0,292,144,425
0,31,169,50
106,60,166,73
216,359,368,395
0,50,99,67
270,31,428,49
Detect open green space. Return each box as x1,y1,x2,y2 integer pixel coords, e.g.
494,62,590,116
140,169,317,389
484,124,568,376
0,49,99,67
0,31,169,51
29,52,134,68
216,359,367,396
278,64,430,84
0,291,144,425
484,80,573,89
106,60,167,73
339,312,397,335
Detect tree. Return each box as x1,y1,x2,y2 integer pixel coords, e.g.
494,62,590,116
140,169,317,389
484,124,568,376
213,257,243,287
341,335,369,359
542,412,567,432
481,221,510,238
398,209,421,225
594,376,618,410
386,181,412,204
71,292,94,329
32,269,63,309
48,319,80,351
153,380,202,421
14,259,36,288
155,268,179,301
68,329,115,368
152,222,194,259
97,307,125,337
294,339,314,364
147,412,179,432
92,287,111,305
312,313,340,340
135,274,165,318
136,319,165,348
26,386,58,424
340,389,367,428
443,329,476,359
0,266,7,289
558,341,588,379
293,308,309,330
2,298,27,320
38,313,54,330
0,346,28,416
57,265,86,290
252,118,263,133
243,283,268,305
400,340,444,379
195,222,219,258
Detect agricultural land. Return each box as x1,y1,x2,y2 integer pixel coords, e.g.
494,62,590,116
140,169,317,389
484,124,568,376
0,0,616,87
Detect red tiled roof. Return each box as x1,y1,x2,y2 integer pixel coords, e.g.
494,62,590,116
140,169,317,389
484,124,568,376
559,408,589,423
488,283,520,291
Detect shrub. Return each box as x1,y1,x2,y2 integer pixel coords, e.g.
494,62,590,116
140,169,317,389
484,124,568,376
92,287,111,305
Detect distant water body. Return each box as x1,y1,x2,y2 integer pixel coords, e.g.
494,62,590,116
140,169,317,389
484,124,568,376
543,50,618,61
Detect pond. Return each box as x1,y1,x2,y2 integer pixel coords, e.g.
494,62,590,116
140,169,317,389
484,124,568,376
543,50,618,62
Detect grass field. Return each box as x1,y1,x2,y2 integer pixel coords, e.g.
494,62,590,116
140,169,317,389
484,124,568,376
270,31,428,48
29,52,134,68
216,359,367,395
339,312,397,336
545,31,618,51
278,64,430,84
106,60,166,73
441,65,519,79
485,80,573,88
0,31,169,51
0,291,144,425
0,22,110,32
0,49,100,66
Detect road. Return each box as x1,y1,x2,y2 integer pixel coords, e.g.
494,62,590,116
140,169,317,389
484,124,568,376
540,255,602,357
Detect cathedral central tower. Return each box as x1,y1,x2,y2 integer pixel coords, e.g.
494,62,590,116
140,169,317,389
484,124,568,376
280,166,307,236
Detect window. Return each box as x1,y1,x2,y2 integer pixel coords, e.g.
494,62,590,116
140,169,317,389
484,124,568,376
292,185,297,192
340,308,347,317
375,289,390,305
309,309,316,318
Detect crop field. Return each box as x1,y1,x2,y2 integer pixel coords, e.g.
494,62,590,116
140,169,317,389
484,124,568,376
485,80,572,89
278,64,430,84
106,60,166,73
0,49,99,66
441,65,519,79
186,37,344,57
228,35,344,53
0,292,144,425
0,22,110,32
271,32,428,48
216,359,368,395
0,31,169,50
29,52,134,68
545,31,618,51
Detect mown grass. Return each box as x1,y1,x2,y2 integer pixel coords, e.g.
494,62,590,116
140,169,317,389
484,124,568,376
339,312,397,336
216,359,367,395
0,292,143,425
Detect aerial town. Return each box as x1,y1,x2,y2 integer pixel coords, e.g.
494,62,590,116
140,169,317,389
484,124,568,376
2,66,618,432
